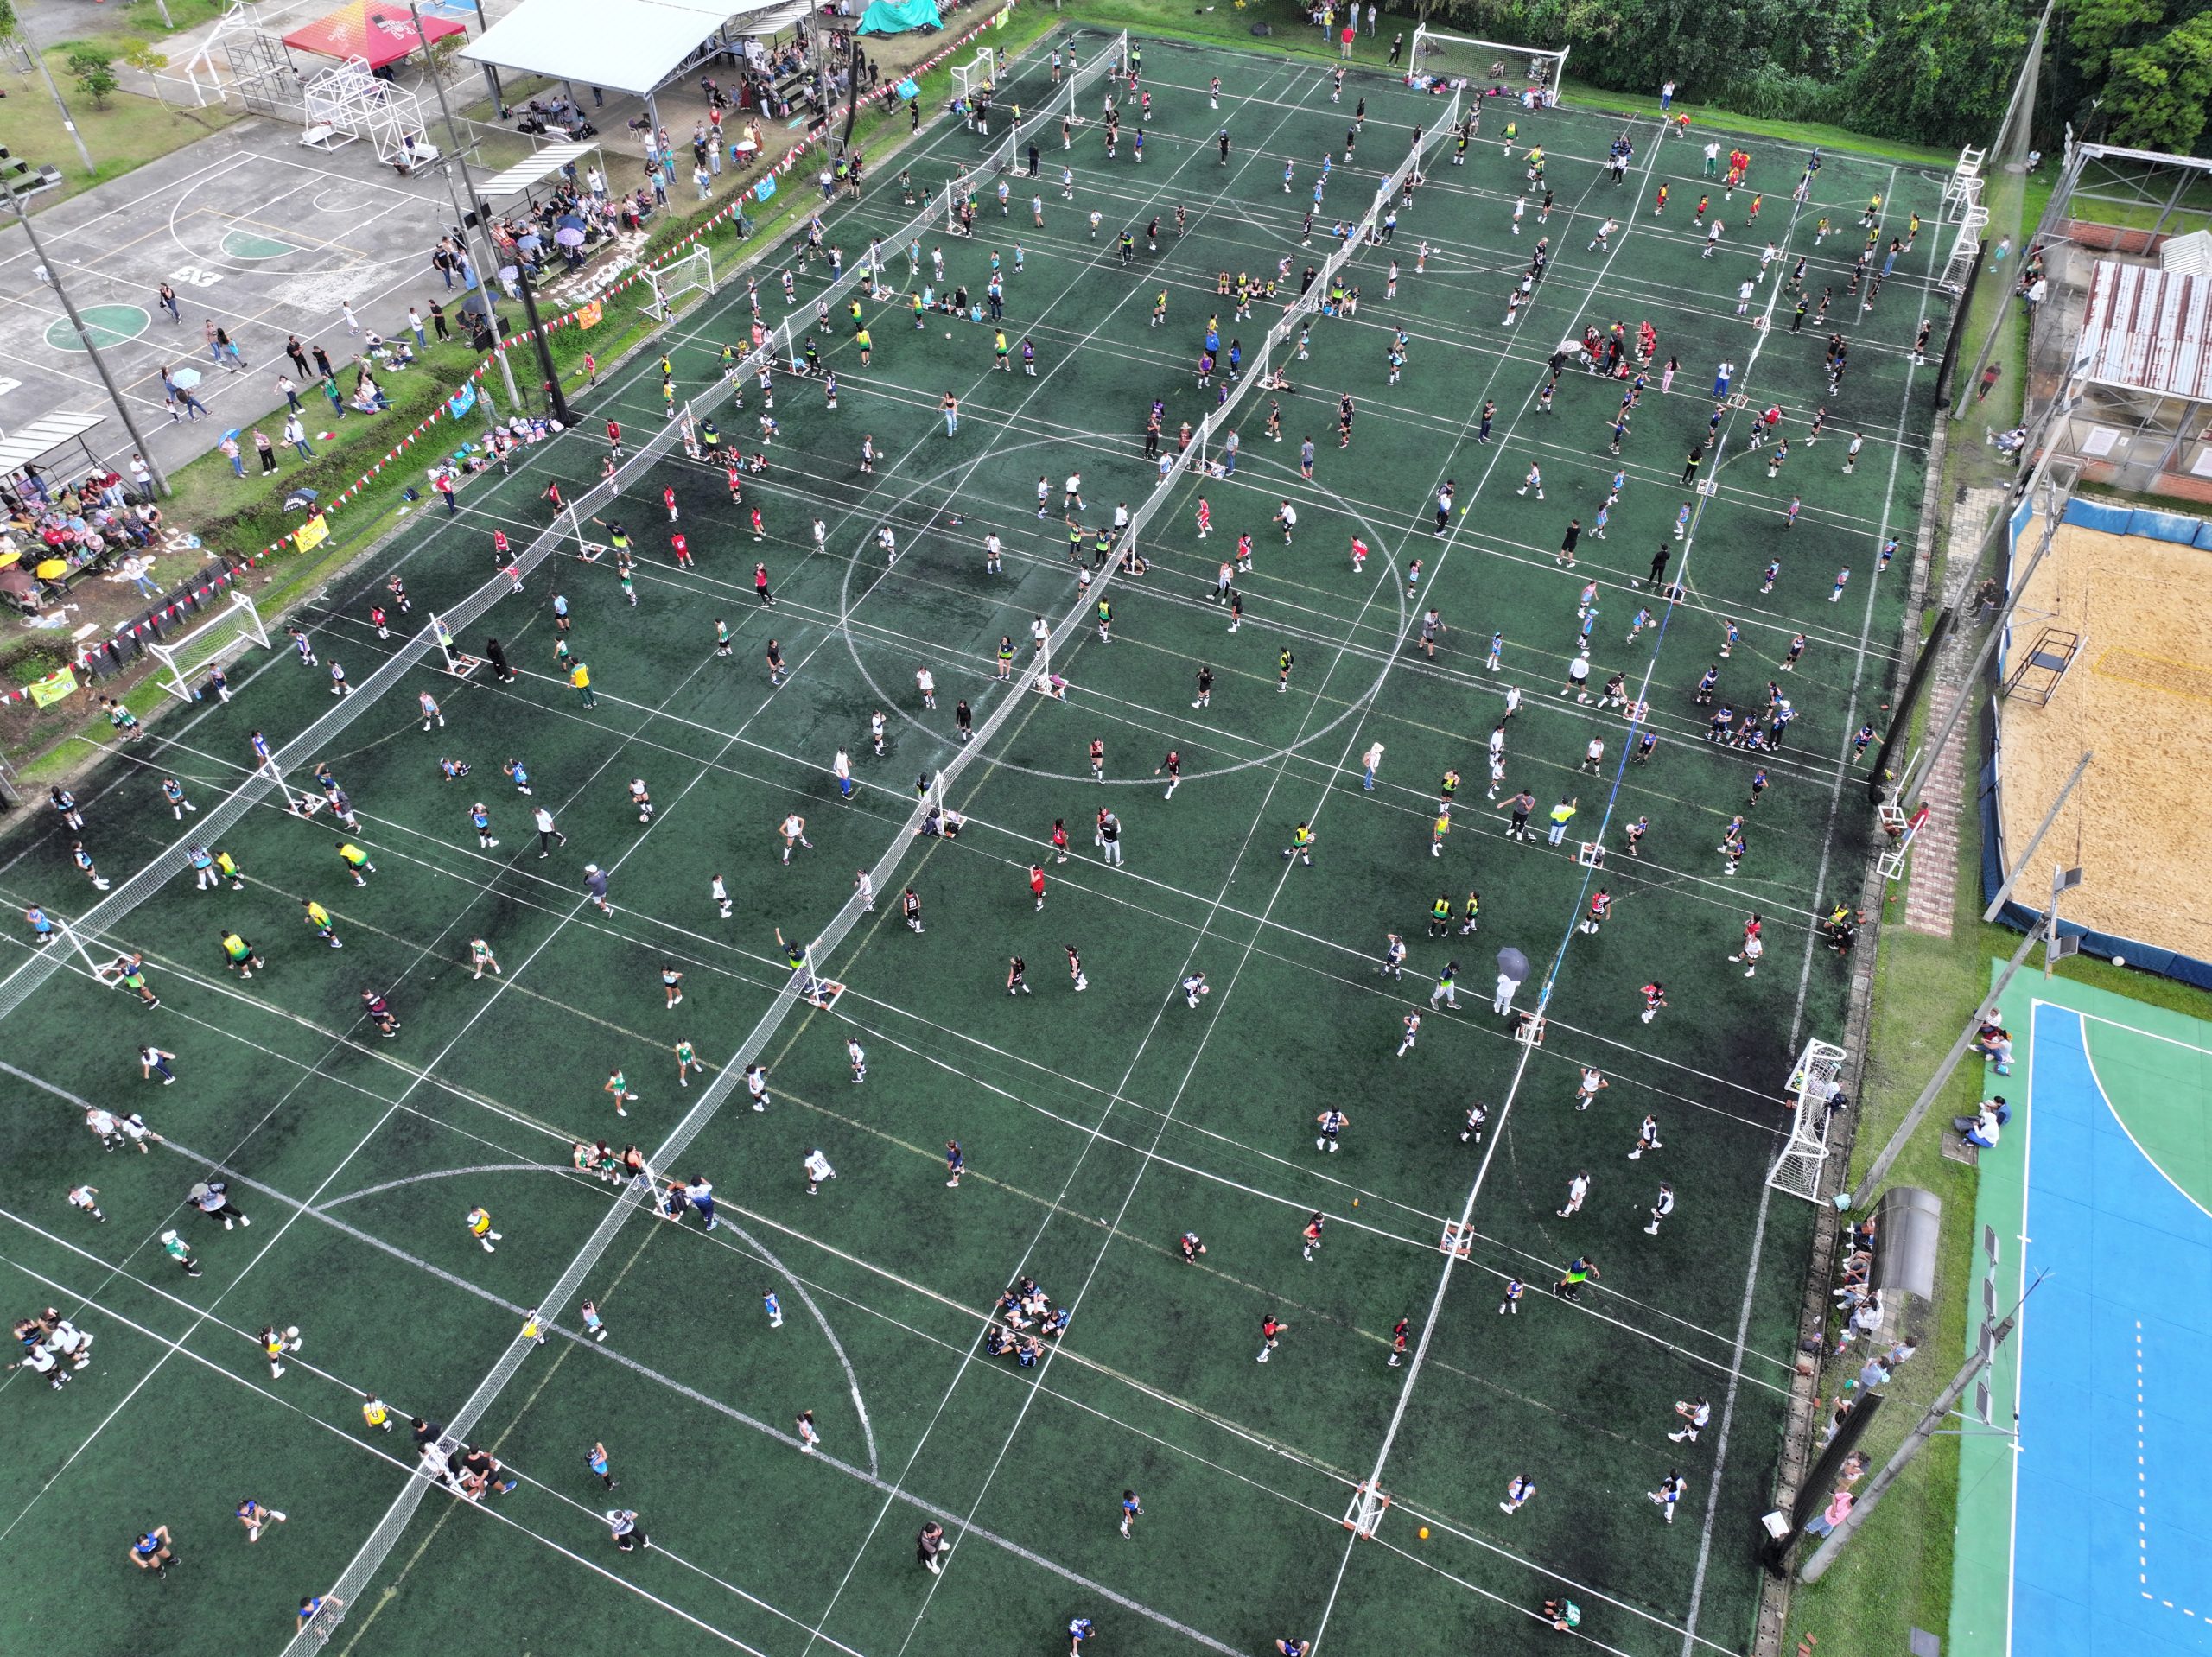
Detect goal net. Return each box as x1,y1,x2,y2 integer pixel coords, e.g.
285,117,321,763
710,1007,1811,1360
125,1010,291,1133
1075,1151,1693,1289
1406,27,1568,104
944,29,1129,235
1768,1038,1850,1202
951,47,994,108
639,244,715,321
146,590,270,703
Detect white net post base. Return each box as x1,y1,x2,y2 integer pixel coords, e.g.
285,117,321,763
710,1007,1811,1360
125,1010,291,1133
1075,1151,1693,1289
1342,1481,1392,1539
1770,1038,1850,1201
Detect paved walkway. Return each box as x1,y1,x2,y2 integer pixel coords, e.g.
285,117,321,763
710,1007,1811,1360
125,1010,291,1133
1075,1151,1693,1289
1902,484,2007,936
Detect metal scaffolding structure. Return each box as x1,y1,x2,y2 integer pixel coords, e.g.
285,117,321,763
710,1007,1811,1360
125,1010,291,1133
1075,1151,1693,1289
303,54,433,167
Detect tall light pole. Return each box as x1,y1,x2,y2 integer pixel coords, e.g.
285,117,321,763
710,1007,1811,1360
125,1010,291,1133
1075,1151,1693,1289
407,4,520,414
1845,856,2081,1211
3,185,170,495
30,48,98,175
407,5,564,422
1799,1277,2041,1582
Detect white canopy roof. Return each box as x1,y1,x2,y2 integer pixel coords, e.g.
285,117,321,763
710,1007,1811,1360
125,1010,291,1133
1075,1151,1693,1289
0,413,108,478
461,0,791,98
476,138,605,199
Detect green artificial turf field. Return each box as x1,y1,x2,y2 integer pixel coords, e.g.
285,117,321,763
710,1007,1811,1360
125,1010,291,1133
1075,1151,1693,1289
0,29,1948,1657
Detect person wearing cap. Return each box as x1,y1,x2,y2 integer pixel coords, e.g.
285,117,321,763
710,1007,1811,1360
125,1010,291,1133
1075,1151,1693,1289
160,1231,203,1276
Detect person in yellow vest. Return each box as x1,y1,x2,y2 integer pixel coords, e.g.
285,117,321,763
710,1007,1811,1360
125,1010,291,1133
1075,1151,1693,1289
1281,822,1316,867
1546,795,1580,848
301,897,342,949
465,1206,500,1253
570,660,595,708
338,842,375,886
360,1390,392,1432
219,930,263,978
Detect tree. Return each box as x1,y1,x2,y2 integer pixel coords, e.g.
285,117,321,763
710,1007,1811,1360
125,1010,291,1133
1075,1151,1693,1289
2064,0,2165,81
120,36,170,77
2103,10,2212,151
66,46,120,108
1840,0,2033,146
0,0,18,48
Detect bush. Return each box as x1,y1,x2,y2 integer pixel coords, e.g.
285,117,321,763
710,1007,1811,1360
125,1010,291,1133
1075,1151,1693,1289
1714,63,1831,123
3,643,70,687
66,47,120,107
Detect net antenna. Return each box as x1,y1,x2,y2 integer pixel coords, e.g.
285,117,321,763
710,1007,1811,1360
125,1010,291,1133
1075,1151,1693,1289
1769,1038,1851,1201
145,590,270,704
1405,25,1568,101
639,243,715,321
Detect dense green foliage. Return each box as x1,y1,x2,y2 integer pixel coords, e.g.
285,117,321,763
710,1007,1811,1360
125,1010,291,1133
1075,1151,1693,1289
1426,0,2212,154
2050,0,2212,154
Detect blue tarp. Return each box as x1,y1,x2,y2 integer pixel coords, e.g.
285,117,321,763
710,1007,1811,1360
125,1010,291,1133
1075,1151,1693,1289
857,0,939,34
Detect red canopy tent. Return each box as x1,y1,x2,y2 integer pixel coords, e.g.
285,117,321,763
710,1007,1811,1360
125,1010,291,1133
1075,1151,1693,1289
282,0,465,70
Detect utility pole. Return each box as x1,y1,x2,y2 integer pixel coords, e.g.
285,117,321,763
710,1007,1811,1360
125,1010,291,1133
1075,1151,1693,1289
1799,1280,2038,1582
1891,457,2074,810
1846,858,2078,1210
31,47,98,175
3,187,170,496
1983,752,2089,921
408,3,522,415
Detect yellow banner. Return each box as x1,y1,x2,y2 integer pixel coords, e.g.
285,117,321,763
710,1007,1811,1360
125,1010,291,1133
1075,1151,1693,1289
578,300,603,329
293,512,330,553
27,666,78,708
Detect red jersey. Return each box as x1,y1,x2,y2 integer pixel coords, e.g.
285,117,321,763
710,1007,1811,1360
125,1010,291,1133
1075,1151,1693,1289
493,530,510,556
606,420,621,445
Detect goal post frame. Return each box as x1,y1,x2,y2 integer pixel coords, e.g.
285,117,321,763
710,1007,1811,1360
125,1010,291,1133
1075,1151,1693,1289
1768,1038,1850,1202
639,244,715,321
1407,26,1568,97
146,590,270,703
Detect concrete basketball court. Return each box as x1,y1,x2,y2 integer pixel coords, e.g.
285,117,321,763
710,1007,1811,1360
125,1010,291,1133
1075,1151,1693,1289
0,115,483,475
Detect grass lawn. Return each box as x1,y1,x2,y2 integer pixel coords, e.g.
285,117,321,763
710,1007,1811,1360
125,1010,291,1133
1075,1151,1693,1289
2,47,239,213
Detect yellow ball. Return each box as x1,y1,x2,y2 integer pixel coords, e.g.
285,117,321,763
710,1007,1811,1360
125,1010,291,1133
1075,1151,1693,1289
1351,1197,1359,1206
1417,1527,1430,1540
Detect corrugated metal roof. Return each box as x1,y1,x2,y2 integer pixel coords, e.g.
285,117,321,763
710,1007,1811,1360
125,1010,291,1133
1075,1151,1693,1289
2078,261,2212,400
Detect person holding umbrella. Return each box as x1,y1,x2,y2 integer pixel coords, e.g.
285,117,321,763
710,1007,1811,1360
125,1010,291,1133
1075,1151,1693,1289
1493,947,1529,1014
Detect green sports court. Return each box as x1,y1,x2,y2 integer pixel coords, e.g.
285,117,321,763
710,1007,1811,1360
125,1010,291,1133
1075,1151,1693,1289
0,29,1952,1656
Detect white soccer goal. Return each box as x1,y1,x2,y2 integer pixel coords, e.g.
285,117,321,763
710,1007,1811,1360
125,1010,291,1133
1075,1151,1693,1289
1406,27,1568,102
638,244,715,321
1768,1038,1850,1202
147,590,270,703
951,47,995,109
